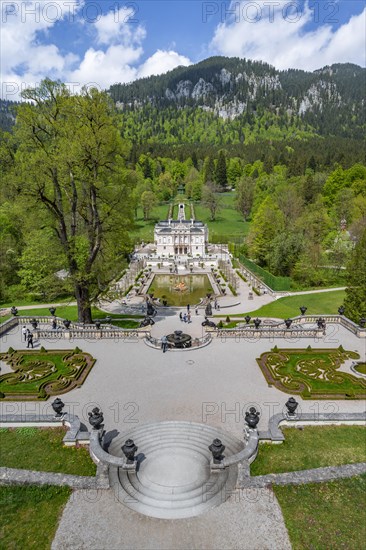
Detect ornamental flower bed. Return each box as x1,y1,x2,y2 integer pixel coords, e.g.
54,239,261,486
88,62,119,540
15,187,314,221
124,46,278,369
0,347,96,400
256,347,366,399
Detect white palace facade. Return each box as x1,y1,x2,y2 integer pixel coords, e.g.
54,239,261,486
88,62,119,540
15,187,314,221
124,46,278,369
154,204,208,257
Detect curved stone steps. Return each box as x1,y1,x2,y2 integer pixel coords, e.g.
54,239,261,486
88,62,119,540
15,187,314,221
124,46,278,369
108,421,243,519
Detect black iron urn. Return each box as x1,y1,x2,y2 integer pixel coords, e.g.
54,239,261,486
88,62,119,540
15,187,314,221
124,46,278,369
299,306,307,316
285,397,299,416
209,438,225,463
88,407,104,430
245,407,260,429
122,439,138,464
51,397,65,417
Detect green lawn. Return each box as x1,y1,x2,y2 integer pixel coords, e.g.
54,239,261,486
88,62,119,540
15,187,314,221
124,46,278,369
274,475,366,550
193,193,250,242
0,485,71,550
0,427,96,475
244,290,346,319
130,203,171,242
251,426,366,476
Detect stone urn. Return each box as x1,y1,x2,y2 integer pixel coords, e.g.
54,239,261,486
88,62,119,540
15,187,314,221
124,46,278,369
31,319,38,330
338,305,345,315
94,321,101,329
10,306,18,316
245,407,260,429
49,307,56,316
88,407,104,430
299,306,307,316
209,438,225,463
51,397,65,417
284,318,292,329
359,318,366,328
285,397,299,416
245,315,251,324
63,319,71,329
122,439,138,464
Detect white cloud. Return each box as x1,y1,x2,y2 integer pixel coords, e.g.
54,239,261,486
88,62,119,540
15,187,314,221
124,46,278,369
69,45,143,89
1,0,82,99
210,1,366,70
94,6,146,46
1,2,191,98
137,50,191,78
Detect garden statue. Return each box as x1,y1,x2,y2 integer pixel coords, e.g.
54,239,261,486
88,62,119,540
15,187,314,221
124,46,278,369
122,439,138,464
285,397,299,416
205,302,212,316
209,438,225,463
245,407,260,429
88,407,104,430
10,306,18,316
202,317,216,328
338,305,345,315
51,397,65,417
146,302,157,317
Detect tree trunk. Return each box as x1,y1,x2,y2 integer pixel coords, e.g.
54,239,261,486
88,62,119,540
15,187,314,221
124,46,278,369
75,283,92,324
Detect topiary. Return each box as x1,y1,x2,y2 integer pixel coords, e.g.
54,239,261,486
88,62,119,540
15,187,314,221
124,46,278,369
306,345,312,351
40,346,46,353
217,320,224,328
226,316,231,323
7,347,15,354
73,346,82,354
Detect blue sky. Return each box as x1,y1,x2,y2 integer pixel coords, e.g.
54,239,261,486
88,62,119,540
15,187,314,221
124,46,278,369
1,0,365,98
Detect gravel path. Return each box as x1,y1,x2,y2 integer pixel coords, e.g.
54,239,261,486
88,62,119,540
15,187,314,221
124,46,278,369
52,487,291,550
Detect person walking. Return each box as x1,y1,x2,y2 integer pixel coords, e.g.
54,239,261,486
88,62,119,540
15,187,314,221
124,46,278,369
179,312,183,321
187,312,191,323
161,335,168,353
195,307,199,315
187,304,190,313
22,326,28,342
26,331,34,349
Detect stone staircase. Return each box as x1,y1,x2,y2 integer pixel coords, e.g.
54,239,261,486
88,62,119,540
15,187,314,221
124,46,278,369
109,421,243,519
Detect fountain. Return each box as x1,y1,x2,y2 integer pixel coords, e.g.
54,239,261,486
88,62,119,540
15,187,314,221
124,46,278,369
166,330,192,349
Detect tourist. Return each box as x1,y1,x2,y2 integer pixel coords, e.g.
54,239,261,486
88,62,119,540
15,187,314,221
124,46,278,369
26,331,34,349
51,319,57,330
183,313,187,323
22,326,28,341
187,313,191,323
161,335,168,353
217,303,220,311
187,304,190,313
195,307,199,315
179,312,183,321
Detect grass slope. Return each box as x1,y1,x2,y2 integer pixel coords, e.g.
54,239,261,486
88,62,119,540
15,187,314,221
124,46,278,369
0,427,96,475
251,426,366,476
274,475,366,550
246,290,346,319
0,485,71,550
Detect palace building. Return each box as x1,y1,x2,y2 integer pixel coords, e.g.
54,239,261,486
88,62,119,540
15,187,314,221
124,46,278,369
154,204,208,257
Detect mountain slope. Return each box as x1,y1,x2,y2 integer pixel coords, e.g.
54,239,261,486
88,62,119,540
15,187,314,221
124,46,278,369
110,57,365,143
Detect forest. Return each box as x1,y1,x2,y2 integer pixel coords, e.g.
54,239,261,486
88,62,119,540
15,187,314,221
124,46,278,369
0,77,365,323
